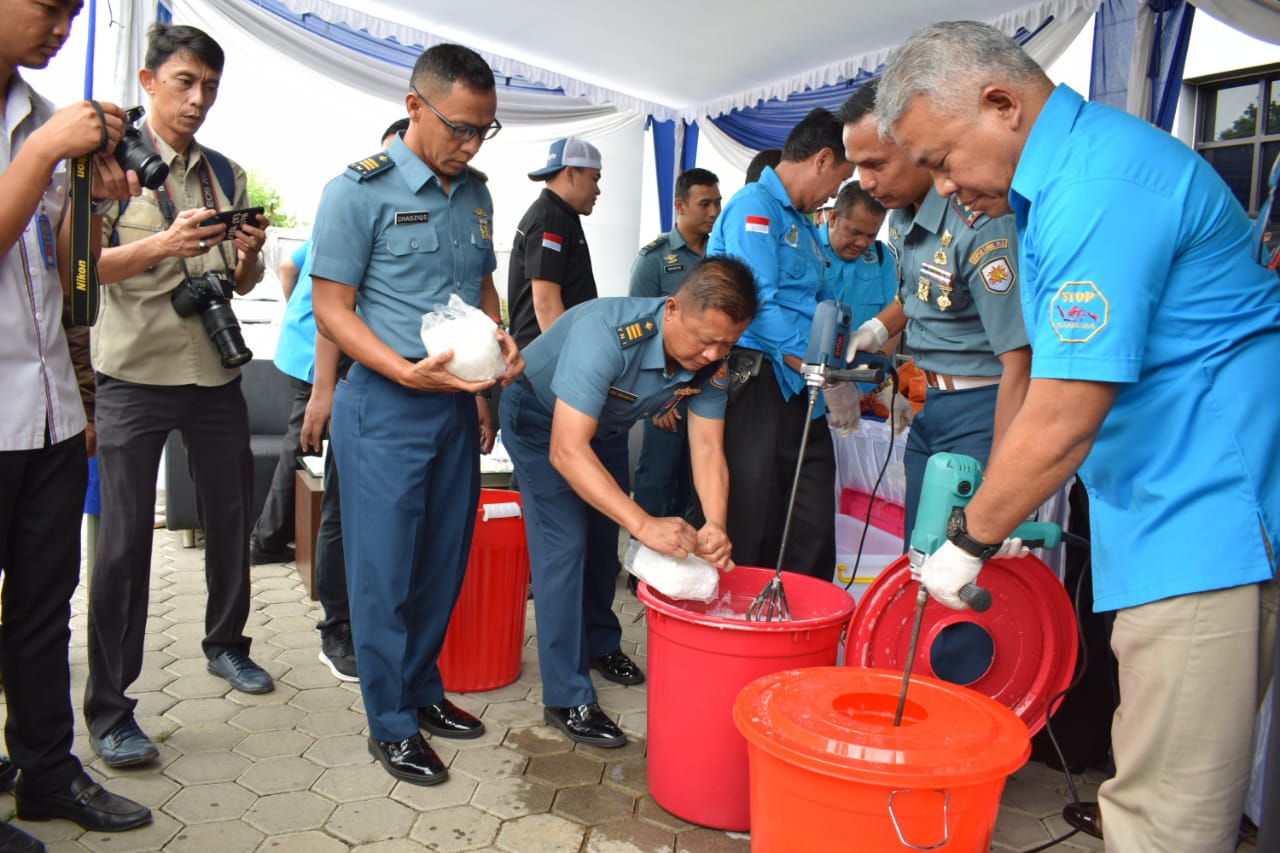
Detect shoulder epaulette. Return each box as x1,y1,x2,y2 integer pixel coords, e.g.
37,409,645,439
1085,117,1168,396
345,152,395,181
949,196,984,228
637,234,670,256
616,317,658,349
466,165,489,183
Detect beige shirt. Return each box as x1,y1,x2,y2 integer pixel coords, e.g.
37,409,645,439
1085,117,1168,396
92,126,248,386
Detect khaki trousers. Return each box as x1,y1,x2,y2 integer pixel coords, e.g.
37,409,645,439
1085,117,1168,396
1099,579,1278,853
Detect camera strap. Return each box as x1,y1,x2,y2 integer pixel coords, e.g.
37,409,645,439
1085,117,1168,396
151,161,234,283
68,154,100,326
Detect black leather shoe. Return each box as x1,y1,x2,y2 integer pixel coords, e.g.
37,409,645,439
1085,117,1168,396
15,772,151,832
367,734,447,786
249,535,295,565
1063,802,1103,840
543,703,627,748
207,650,274,694
89,718,158,768
0,756,18,792
418,699,484,739
0,821,45,853
591,649,645,685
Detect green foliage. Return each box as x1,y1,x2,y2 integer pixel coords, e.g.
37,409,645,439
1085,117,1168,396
246,169,299,229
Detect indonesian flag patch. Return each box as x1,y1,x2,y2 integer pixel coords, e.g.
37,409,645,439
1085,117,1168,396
542,232,563,252
745,215,769,234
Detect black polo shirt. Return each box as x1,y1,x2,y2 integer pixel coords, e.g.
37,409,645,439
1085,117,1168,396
507,188,598,348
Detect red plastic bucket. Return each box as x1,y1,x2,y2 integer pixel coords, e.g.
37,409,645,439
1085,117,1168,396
735,667,1030,852
438,490,530,693
638,566,855,830
846,553,1076,734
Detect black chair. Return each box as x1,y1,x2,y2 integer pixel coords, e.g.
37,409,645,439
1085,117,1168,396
164,359,295,546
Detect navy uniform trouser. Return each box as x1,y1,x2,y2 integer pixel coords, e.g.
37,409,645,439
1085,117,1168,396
87,377,253,739
902,384,999,547
331,365,479,742
0,432,86,794
631,407,691,520
499,382,626,708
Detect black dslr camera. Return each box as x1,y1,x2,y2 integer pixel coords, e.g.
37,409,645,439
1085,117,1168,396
171,272,253,368
114,106,169,190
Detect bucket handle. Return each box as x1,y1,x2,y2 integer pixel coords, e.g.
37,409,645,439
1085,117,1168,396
887,789,950,850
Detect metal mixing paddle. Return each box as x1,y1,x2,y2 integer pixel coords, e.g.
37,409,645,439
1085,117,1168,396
745,386,820,622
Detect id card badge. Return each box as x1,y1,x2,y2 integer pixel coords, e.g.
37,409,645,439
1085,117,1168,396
37,213,56,270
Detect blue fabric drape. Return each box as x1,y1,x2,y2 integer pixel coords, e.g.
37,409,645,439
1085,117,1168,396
650,119,702,232
1090,0,1194,130
708,72,877,151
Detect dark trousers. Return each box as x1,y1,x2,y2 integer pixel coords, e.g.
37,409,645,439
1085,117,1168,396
314,444,349,632
86,376,253,738
251,373,312,550
631,408,691,519
0,433,86,794
332,365,478,741
1261,614,1280,853
902,384,999,546
500,382,627,707
720,362,834,577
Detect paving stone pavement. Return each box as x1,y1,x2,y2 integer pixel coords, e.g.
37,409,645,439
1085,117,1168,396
0,528,1189,851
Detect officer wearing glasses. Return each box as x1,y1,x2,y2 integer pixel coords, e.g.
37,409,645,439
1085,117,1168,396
310,43,522,787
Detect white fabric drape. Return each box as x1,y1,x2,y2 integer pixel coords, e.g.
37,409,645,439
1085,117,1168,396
1192,0,1280,45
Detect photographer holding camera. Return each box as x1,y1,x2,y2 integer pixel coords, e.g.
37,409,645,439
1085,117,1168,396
85,23,273,769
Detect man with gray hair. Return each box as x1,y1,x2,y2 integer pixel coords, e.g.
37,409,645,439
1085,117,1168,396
878,20,1280,852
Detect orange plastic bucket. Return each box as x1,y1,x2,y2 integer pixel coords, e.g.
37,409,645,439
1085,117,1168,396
734,667,1029,852
438,490,530,692
638,567,855,830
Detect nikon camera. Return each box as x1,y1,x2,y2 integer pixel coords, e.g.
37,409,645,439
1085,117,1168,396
171,272,253,368
113,106,169,190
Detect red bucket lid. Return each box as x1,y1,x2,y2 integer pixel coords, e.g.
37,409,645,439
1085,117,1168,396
733,666,1029,786
845,554,1077,735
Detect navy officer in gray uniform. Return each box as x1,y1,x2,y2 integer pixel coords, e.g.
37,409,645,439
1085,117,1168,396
311,43,522,787
628,167,722,523
501,256,756,747
839,80,1030,545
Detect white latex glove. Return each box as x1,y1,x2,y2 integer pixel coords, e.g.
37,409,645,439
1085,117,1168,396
919,539,983,610
878,385,915,434
846,317,889,362
823,381,861,435
993,537,1030,560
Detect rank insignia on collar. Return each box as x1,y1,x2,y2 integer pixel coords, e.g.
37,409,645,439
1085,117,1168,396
889,227,900,241
616,319,657,348
941,230,953,248
664,253,678,264
949,196,982,227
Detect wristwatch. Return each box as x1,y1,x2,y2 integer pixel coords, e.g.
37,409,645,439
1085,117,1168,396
946,507,1001,561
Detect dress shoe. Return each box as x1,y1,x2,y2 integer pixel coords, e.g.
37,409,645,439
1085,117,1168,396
15,772,151,832
89,718,158,768
367,734,447,786
207,650,274,694
249,535,295,565
0,756,18,792
591,649,645,685
418,699,484,739
0,821,45,853
544,703,627,748
1063,801,1102,840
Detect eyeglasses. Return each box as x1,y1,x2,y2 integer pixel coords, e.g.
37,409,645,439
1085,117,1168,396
411,86,502,142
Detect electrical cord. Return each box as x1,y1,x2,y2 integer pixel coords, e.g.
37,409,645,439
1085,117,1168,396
1017,530,1095,851
840,361,900,594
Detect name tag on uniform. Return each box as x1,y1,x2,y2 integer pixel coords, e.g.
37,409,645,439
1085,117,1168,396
394,211,431,225
663,263,684,273
607,386,638,403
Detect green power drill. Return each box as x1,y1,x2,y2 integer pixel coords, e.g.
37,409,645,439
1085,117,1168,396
893,452,1063,724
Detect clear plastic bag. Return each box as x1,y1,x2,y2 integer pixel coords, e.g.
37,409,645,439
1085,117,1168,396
625,543,720,603
419,294,505,381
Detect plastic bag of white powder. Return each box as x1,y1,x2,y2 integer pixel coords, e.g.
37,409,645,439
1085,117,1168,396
627,544,720,603
420,295,505,381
